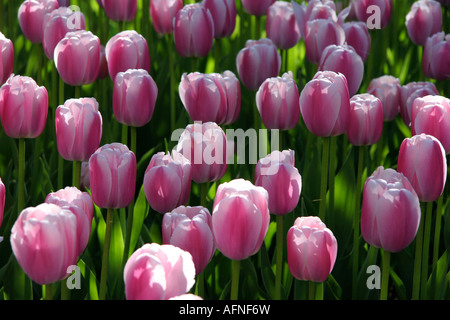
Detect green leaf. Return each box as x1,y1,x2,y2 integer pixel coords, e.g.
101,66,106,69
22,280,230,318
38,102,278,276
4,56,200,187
128,184,149,257
260,242,275,299
427,248,450,300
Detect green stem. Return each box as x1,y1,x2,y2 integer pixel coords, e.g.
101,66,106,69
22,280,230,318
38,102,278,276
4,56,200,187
315,282,324,300
421,201,433,299
352,146,364,299
167,34,176,133
328,136,336,227
308,281,316,300
72,161,81,188
254,15,261,40
215,38,221,72
44,283,52,300
99,208,114,300
122,124,128,146
230,259,240,300
75,86,81,99
58,76,65,190
130,126,137,155
196,272,205,299
17,138,25,216
432,194,443,269
200,183,208,208
37,44,42,85
380,249,391,300
275,214,284,300
412,202,425,300
60,278,70,300
319,137,330,222
192,57,198,73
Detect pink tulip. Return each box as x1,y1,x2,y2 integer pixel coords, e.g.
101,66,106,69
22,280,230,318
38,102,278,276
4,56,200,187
80,161,90,190
45,186,94,255
361,167,421,252
255,71,300,130
203,0,236,39
0,178,4,231
162,206,215,275
0,75,48,139
341,21,371,62
10,203,78,285
105,30,150,81
113,69,158,127
212,179,270,261
18,0,60,44
124,243,196,300
406,0,442,46
89,143,136,209
0,32,14,86
143,151,191,214
54,30,101,86
353,0,393,29
397,134,447,203
266,1,301,50
346,93,383,146
287,216,337,282
292,0,338,40
241,0,275,16
422,32,450,81
236,38,281,91
400,81,439,126
411,95,450,154
179,71,241,125
255,149,302,215
299,70,350,137
176,122,228,184
367,75,401,121
55,98,103,162
149,0,183,35
97,45,109,79
101,0,137,21
42,6,86,60
318,44,364,97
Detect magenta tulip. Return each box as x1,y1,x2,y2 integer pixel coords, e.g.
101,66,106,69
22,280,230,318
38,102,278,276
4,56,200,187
143,151,191,214
353,0,393,29
89,143,136,209
287,216,337,282
55,98,103,162
255,71,300,130
367,75,401,121
203,0,236,39
241,0,275,16
105,30,150,81
406,0,442,46
162,206,215,275
266,1,301,50
255,150,302,215
292,0,338,40
176,122,228,184
361,167,421,252
10,203,78,285
299,70,350,137
346,93,383,146
341,21,371,62
179,71,241,125
149,0,183,35
101,0,137,21
124,243,196,300
236,38,281,91
18,0,60,44
0,75,48,139
422,32,450,81
173,4,214,58
54,30,101,86
212,179,270,261
113,69,158,127
0,32,14,86
400,81,439,127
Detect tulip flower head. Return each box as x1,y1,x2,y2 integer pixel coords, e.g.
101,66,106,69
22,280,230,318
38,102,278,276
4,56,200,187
422,32,450,81
203,0,237,39
400,81,439,127
150,0,184,35
367,75,401,121
18,0,60,44
406,0,442,46
0,32,14,85
266,1,301,50
101,0,137,22
241,0,275,16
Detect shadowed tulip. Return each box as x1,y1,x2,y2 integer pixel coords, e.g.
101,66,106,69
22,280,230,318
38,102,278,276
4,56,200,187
341,21,370,62
266,1,301,50
150,0,183,35
0,32,14,85
367,75,401,121
422,32,450,81
241,0,275,16
18,0,60,44
101,0,137,21
400,81,439,127
292,0,338,40
203,0,236,39
406,0,442,46
353,0,393,29
97,45,109,79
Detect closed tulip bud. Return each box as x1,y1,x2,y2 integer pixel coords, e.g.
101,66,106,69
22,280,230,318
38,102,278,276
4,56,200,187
203,0,236,39
150,0,183,35
361,167,421,252
0,75,48,139
406,0,442,46
18,0,60,44
144,151,191,214
400,81,439,126
422,32,450,81
0,178,4,232
10,203,78,285
256,71,300,130
55,98,103,162
367,75,401,121
266,1,301,50
89,143,136,209
42,7,86,60
241,0,275,16
179,71,241,125
45,186,94,255
292,0,338,40
113,69,158,127
54,30,101,86
411,95,450,154
300,70,350,137
397,134,447,202
236,38,281,91
255,150,302,215
102,0,137,22
346,93,383,146
287,216,337,282
342,21,371,62
176,122,228,184
353,0,392,29
162,206,215,275
0,32,14,86
105,30,150,81
212,179,270,260
318,44,364,97
124,243,196,300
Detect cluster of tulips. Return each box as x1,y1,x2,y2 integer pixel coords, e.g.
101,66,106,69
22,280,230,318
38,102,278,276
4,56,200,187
0,0,449,302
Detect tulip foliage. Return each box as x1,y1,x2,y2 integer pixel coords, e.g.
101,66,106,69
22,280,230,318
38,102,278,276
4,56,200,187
0,0,449,304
